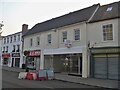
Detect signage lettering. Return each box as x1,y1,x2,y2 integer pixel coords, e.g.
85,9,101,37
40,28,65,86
2,54,11,58
29,50,41,56
12,53,20,57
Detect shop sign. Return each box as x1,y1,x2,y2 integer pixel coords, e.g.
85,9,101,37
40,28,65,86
12,53,20,57
91,48,120,54
2,54,11,58
29,50,41,56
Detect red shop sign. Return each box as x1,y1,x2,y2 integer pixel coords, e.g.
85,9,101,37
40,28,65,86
29,50,41,56
2,54,11,58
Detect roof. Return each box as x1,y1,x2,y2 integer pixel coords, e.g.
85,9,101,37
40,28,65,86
89,1,120,23
24,4,99,36
3,31,22,38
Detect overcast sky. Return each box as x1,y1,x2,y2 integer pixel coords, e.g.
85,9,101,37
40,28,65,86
0,0,119,36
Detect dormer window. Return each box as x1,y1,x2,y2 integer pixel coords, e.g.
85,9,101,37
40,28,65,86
106,7,112,12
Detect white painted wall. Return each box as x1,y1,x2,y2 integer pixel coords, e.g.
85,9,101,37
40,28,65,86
2,32,23,68
0,36,3,65
88,19,119,47
23,22,88,78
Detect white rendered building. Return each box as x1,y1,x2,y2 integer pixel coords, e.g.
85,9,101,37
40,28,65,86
1,32,23,68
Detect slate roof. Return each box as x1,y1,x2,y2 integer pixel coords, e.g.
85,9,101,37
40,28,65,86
89,1,120,23
24,4,99,36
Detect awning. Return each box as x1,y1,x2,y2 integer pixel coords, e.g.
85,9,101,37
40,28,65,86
44,46,84,55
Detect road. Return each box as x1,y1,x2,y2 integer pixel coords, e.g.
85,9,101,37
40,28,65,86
2,70,110,89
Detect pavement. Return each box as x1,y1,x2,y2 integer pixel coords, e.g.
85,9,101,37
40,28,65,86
2,66,119,89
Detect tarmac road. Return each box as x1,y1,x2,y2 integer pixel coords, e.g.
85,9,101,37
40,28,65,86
2,70,110,89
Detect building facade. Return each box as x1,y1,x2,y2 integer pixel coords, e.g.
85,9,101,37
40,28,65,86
0,22,4,65
23,4,99,78
0,35,3,65
23,1,120,80
1,32,23,68
88,2,120,80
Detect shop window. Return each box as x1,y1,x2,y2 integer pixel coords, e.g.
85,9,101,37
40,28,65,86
103,24,113,41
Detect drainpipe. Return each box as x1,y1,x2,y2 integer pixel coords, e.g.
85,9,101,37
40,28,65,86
85,4,100,78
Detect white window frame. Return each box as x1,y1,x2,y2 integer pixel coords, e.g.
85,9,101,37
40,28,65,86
10,36,12,43
74,28,80,41
62,31,67,42
102,24,114,42
7,37,9,43
47,34,51,44
4,38,6,44
14,35,16,42
18,34,20,41
30,38,33,47
36,37,40,46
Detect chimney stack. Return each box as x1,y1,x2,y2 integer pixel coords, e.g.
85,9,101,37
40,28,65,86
22,24,28,35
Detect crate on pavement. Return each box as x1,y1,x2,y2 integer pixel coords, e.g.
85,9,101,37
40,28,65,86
38,69,47,80
26,71,38,80
46,69,55,80
26,72,33,80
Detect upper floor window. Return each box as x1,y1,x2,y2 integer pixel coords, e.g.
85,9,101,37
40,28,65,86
47,34,51,44
12,45,15,52
18,34,20,41
3,47,5,53
16,45,20,52
106,7,112,12
14,35,16,42
10,36,12,43
4,38,6,44
6,46,8,52
103,24,113,41
7,37,9,43
74,28,80,40
36,37,40,46
30,38,33,47
62,31,67,42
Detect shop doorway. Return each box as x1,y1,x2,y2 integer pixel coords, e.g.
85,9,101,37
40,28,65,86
15,58,20,67
11,58,14,67
61,54,82,75
69,55,82,75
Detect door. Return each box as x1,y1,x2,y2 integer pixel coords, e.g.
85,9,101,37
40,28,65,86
15,58,20,67
11,58,14,67
93,54,119,80
108,56,118,80
94,57,107,79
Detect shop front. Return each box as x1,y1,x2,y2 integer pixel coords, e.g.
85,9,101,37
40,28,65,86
44,47,83,76
24,50,41,70
90,47,120,80
11,53,20,67
2,53,11,66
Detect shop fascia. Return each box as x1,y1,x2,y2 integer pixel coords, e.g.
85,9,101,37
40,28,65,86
24,50,41,57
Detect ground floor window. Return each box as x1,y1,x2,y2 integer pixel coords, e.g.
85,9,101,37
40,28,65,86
26,57,40,70
3,58,9,65
44,53,82,76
